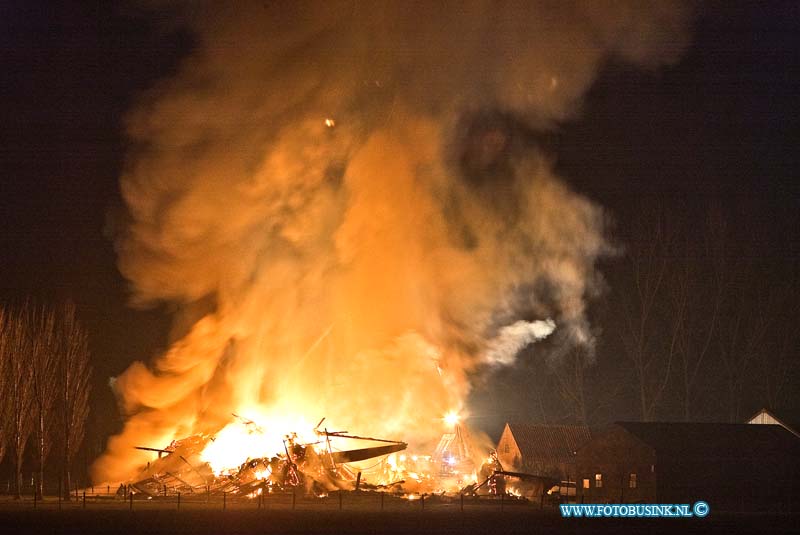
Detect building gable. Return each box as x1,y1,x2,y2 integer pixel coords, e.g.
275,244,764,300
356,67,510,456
747,408,800,439
496,423,522,469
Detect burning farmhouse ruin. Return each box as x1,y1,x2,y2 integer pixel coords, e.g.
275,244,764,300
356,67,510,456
90,1,692,500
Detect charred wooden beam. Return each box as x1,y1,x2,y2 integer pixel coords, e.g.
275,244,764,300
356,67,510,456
329,442,407,464
135,446,173,459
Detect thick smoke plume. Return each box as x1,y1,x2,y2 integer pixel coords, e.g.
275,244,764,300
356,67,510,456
94,1,690,482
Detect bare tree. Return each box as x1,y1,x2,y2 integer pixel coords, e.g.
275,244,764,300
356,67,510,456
673,281,717,422
28,304,59,500
619,206,679,421
758,297,795,412
56,302,92,500
1,307,35,499
551,346,589,425
716,267,771,422
671,231,720,422
754,253,797,412
707,202,775,423
0,307,10,466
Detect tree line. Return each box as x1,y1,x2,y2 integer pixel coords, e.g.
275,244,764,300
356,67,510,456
0,301,91,499
549,198,798,425
480,197,798,428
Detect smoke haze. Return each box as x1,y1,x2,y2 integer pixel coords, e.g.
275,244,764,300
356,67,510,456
93,0,690,483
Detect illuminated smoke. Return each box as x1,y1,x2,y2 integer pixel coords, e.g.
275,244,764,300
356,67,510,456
93,1,691,482
484,319,556,366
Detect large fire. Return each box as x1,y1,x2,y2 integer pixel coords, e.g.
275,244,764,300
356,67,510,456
199,410,317,476
443,410,461,428
197,407,474,485
92,2,691,487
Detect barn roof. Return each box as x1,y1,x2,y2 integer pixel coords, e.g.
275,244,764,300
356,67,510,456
506,423,591,463
616,422,800,459
746,407,800,438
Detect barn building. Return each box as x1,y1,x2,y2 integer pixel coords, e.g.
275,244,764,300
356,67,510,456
495,423,590,480
574,422,800,512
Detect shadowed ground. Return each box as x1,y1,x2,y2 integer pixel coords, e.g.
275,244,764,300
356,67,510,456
0,496,797,535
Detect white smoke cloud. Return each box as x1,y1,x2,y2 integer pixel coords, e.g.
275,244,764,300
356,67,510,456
93,0,692,483
484,319,557,366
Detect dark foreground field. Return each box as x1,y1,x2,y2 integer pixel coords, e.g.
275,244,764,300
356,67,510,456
1,509,798,535
0,497,797,535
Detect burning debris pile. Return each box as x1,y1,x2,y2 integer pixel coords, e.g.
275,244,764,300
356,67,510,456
126,415,508,498
128,417,408,497
126,411,551,501
93,1,692,488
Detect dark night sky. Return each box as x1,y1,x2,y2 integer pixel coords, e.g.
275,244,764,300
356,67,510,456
1,2,798,451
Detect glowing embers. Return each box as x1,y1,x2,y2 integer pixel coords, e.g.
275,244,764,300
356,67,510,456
200,411,317,476
131,415,408,498
126,410,504,499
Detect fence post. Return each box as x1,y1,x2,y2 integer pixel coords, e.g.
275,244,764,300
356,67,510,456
460,493,464,513
107,484,110,495
339,490,343,511
129,490,133,511
381,492,384,511
178,492,181,511
421,494,425,511
83,491,86,509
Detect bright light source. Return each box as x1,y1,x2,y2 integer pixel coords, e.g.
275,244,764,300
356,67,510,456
443,410,460,427
324,118,336,128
